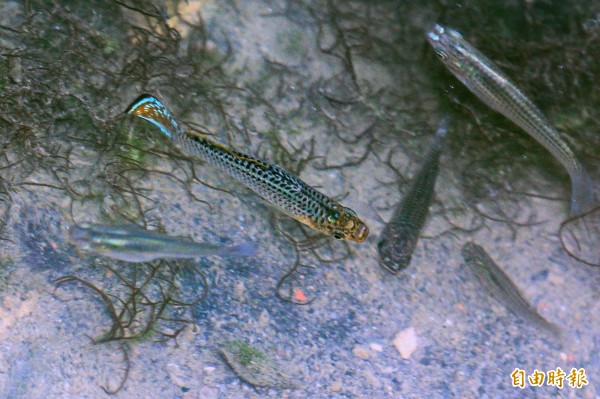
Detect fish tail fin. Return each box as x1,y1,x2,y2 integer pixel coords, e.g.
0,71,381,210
549,323,565,344
125,94,181,138
227,244,257,257
570,168,596,215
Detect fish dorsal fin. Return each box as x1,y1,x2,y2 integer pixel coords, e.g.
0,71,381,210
184,129,275,169
183,129,303,193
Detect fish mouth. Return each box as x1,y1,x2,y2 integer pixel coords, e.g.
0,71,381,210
379,258,404,275
349,223,369,243
68,224,91,246
426,23,445,42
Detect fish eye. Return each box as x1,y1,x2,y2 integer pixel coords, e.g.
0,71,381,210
327,211,340,223
435,50,447,60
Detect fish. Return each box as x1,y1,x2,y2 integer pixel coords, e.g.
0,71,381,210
219,340,298,389
427,24,595,215
461,241,562,339
68,222,255,262
125,94,369,242
377,117,450,273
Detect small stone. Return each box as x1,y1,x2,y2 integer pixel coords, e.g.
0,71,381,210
220,340,297,389
177,324,196,345
369,343,383,352
392,327,418,359
330,381,342,392
166,363,189,389
162,327,176,337
258,309,270,328
129,346,139,357
548,272,564,286
352,345,371,360
204,366,216,374
455,303,466,312
234,281,246,300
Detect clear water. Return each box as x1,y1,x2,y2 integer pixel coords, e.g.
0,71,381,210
0,1,598,398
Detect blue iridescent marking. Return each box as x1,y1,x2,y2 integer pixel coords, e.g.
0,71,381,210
125,94,181,138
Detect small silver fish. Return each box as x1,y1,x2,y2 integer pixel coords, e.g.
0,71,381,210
461,241,562,339
427,24,595,215
378,117,449,273
69,223,255,262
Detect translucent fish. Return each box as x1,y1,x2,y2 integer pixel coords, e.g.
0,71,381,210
378,117,449,273
69,223,255,262
126,94,369,242
461,241,562,339
427,24,595,215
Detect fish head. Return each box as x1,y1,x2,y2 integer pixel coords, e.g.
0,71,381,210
68,223,122,254
377,237,414,274
426,24,472,74
68,222,97,250
461,241,487,269
323,205,369,243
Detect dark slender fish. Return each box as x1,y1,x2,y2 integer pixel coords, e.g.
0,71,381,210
69,223,255,262
377,118,449,273
427,24,595,215
126,95,369,243
461,241,562,338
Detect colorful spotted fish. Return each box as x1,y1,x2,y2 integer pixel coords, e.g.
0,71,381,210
126,95,369,242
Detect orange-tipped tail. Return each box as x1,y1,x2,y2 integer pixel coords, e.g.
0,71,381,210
125,94,181,138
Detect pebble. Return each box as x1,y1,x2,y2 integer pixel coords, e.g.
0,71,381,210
220,340,297,388
548,272,564,286
392,327,418,359
352,345,371,360
330,381,342,392
166,363,190,389
234,281,246,300
258,309,270,328
370,343,383,352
